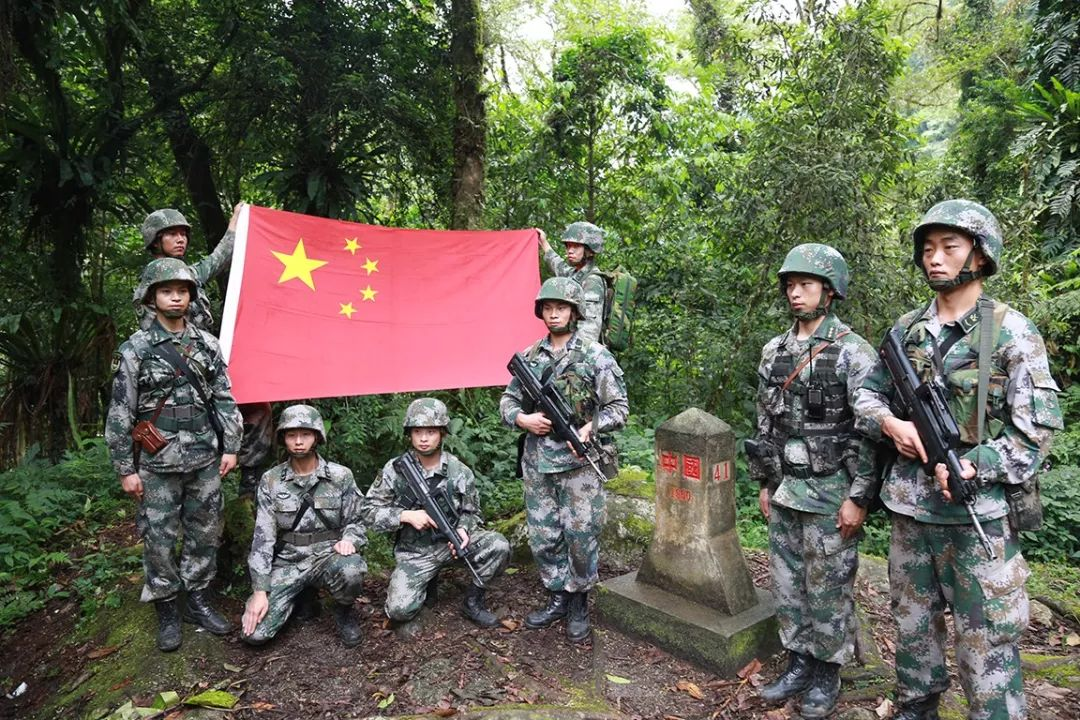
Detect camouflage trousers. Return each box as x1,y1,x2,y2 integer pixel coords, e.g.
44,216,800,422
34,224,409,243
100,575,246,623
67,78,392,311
523,463,606,593
238,402,273,472
768,503,859,665
137,463,223,602
890,514,1030,720
385,530,510,621
243,550,368,644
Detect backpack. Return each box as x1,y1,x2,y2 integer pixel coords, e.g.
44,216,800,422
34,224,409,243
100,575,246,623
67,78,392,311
595,267,638,352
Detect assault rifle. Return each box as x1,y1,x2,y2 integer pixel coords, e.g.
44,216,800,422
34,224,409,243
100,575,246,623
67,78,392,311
507,353,606,481
393,453,484,587
879,328,996,560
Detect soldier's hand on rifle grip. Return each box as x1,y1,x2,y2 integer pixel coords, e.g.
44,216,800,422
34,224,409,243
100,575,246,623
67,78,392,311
121,473,143,500
401,509,437,531
935,459,977,504
568,422,594,457
449,528,470,558
883,416,928,463
219,453,238,477
516,412,552,436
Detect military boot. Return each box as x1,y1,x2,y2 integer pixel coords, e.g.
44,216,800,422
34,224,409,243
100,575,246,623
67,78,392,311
565,591,591,643
800,660,841,718
462,584,499,627
333,602,362,648
524,590,569,629
155,598,182,652
292,586,321,622
760,652,814,702
424,572,440,609
238,465,261,498
893,694,942,720
183,589,233,635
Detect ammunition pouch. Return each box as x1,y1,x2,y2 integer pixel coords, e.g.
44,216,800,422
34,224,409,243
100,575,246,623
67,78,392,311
132,421,168,455
1005,479,1043,532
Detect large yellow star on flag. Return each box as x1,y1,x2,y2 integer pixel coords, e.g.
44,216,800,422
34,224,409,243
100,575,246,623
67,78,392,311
272,239,328,291
360,285,378,302
344,238,360,255
362,258,379,275
339,302,356,319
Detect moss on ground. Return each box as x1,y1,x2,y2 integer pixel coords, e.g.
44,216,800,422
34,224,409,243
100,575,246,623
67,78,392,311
604,466,653,500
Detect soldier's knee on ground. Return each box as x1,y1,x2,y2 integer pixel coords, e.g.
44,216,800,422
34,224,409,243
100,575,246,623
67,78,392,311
336,558,366,598
241,628,273,646
386,596,422,623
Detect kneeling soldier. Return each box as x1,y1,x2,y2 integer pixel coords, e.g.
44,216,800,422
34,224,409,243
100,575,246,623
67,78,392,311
363,398,510,632
106,258,243,651
241,405,367,647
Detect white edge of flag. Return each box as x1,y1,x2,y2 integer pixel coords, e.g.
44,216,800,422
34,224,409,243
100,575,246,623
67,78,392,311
219,203,250,363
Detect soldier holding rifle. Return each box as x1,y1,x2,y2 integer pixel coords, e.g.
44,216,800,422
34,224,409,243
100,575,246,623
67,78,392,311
854,200,1063,720
501,278,628,643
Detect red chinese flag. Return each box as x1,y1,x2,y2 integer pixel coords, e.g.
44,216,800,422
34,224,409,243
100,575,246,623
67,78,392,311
219,205,542,403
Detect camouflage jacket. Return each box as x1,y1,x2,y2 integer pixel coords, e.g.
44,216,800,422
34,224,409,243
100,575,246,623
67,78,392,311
751,312,880,514
853,296,1063,524
133,229,235,331
248,455,366,592
544,251,606,345
362,450,481,553
500,332,629,474
106,319,243,476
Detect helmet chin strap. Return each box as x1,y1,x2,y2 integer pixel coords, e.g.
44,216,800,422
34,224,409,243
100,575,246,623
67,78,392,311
926,249,984,291
415,446,440,457
548,316,578,336
791,286,832,321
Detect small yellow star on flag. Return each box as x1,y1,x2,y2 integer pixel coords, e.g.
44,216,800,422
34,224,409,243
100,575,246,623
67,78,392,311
362,258,379,275
339,302,357,319
344,238,361,255
272,239,328,291
360,285,378,301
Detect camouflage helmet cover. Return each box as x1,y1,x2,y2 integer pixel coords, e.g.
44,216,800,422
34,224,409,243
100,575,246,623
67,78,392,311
403,397,451,433
141,209,191,251
136,258,199,304
561,221,605,253
912,199,1002,276
534,277,587,319
777,243,850,300
276,404,327,444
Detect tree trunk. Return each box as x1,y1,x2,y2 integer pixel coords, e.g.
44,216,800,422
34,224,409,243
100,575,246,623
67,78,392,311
449,0,486,230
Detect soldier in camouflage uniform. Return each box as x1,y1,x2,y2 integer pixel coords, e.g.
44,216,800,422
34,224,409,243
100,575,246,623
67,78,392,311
240,405,366,648
363,399,509,634
106,258,243,651
539,222,608,345
135,204,273,497
749,244,880,718
853,200,1063,720
500,277,628,642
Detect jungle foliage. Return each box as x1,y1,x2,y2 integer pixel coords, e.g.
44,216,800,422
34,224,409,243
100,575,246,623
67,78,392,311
2,0,1079,626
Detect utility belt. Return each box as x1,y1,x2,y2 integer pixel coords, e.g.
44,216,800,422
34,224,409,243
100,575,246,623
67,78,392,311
139,405,208,433
278,529,340,547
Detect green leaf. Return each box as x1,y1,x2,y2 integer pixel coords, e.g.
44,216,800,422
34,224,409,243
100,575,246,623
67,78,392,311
183,689,239,709
150,691,179,710
606,674,632,684
377,692,396,709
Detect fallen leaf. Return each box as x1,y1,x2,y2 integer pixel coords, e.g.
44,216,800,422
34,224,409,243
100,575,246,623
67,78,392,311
1030,683,1070,700
500,619,519,631
663,716,685,720
875,698,893,718
251,701,276,711
675,679,704,700
1065,633,1080,647
736,658,762,679
432,709,456,717
504,567,519,575
1048,635,1062,646
606,674,632,684
88,645,119,660
377,692,396,710
223,663,242,673
763,709,789,720
183,689,239,709
109,679,132,692
150,691,179,710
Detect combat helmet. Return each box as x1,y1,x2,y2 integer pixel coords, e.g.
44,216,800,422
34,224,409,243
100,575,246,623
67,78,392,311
534,277,587,319
137,258,199,304
141,209,191,252
913,199,1002,289
778,243,850,300
276,404,327,444
561,221,605,254
403,398,450,434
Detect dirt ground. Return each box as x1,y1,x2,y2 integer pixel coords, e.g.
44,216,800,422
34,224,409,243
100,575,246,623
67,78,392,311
2,525,1078,720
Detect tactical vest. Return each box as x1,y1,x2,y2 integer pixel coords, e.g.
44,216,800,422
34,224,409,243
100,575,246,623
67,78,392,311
395,455,463,550
766,340,853,475
526,341,596,427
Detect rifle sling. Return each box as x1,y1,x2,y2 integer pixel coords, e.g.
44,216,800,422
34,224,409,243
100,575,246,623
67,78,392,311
781,330,850,392
974,296,994,474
